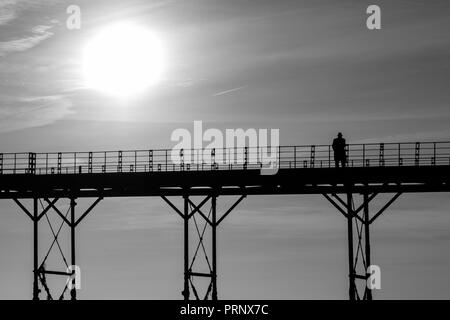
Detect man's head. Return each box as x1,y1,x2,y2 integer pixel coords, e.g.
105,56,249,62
338,132,343,138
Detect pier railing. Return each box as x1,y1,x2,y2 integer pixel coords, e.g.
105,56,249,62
1,142,450,175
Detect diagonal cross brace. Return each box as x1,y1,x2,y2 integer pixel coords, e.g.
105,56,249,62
13,198,59,221
38,198,59,221
332,192,378,218
369,192,402,224
162,195,213,222
324,193,378,224
39,207,70,270
216,195,246,226
189,203,212,272
323,193,348,218
161,195,184,218
188,197,213,224
43,197,102,227
13,198,33,220
189,195,246,227
74,197,103,227
44,198,71,226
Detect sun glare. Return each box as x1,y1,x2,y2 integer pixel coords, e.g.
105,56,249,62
83,23,165,97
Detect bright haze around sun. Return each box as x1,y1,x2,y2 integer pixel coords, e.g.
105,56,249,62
82,22,165,98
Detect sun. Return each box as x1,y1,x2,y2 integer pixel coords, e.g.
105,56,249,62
83,23,165,97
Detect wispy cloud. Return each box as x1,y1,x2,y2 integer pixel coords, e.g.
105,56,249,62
0,0,60,23
0,0,34,26
0,0,60,55
0,7,16,26
0,94,73,133
213,85,247,97
0,24,54,57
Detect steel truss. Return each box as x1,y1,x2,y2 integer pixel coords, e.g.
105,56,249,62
162,193,246,300
13,196,102,300
8,184,405,300
323,186,402,300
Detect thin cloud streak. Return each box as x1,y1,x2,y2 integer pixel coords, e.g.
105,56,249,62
0,9,16,26
213,85,247,97
0,94,73,133
0,24,54,57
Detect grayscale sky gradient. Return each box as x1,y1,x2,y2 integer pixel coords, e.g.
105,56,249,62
1,0,450,299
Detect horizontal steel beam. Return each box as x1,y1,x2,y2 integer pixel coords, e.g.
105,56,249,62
189,272,213,278
38,270,72,276
2,183,449,199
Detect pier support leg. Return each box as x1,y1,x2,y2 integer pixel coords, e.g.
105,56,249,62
347,193,356,301
70,198,77,301
162,193,245,300
363,192,372,300
33,198,39,300
13,197,102,300
183,195,190,301
323,190,402,300
211,195,218,301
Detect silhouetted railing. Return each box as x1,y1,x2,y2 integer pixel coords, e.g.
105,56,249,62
1,142,450,175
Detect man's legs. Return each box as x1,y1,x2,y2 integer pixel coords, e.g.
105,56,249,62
334,155,346,168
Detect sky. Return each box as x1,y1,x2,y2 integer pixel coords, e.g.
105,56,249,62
0,0,450,299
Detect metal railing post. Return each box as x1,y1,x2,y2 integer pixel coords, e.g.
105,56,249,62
433,142,436,165
278,146,281,169
328,145,331,168
362,144,365,167
294,146,297,169
415,142,420,166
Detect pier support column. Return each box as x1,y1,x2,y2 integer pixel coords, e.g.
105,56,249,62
347,193,356,301
211,195,218,301
183,195,190,301
33,198,39,300
13,196,102,300
323,189,402,300
162,193,245,300
363,192,372,300
70,198,77,300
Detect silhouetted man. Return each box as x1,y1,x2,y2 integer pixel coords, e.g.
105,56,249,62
332,132,346,168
